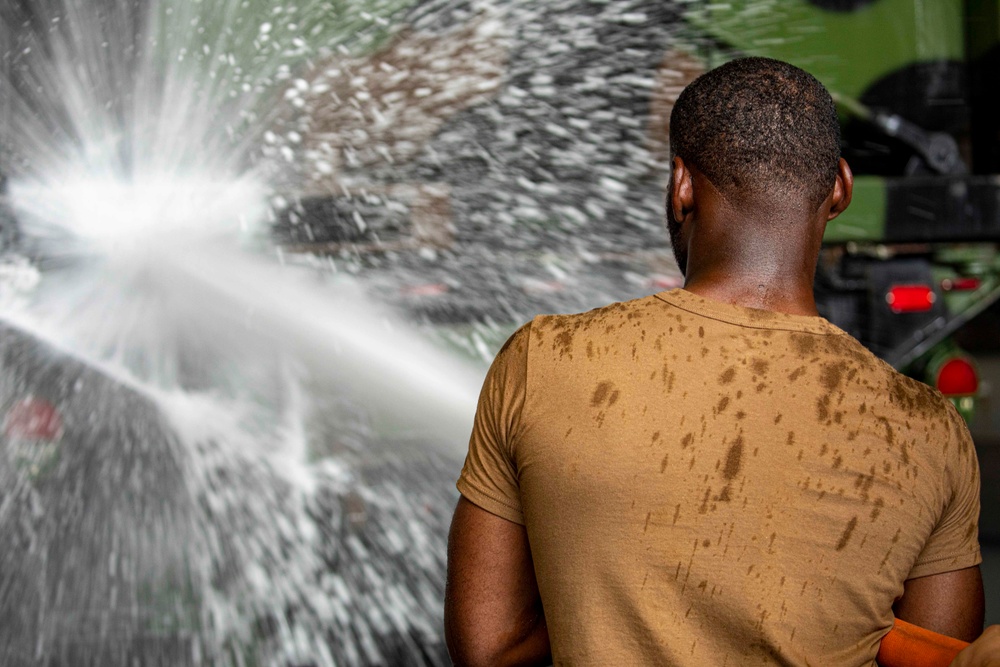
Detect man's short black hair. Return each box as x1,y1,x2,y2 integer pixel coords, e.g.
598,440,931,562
669,56,841,209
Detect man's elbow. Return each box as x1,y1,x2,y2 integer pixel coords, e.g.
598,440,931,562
446,642,547,667
445,630,505,667
446,640,507,667
445,618,551,667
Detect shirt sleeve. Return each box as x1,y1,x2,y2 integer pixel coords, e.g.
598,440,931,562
907,405,982,579
456,322,530,525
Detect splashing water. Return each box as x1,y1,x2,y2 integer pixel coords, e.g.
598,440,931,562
0,0,716,662
0,0,482,664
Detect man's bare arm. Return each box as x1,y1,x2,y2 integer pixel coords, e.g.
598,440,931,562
445,497,551,667
893,565,985,643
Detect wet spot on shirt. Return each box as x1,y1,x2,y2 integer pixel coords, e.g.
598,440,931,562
854,469,876,500
746,306,777,322
870,498,884,522
716,396,730,414
887,372,937,415
751,358,769,376
554,330,574,357
719,367,736,385
816,395,831,422
835,517,858,551
788,367,806,382
791,333,817,356
661,365,676,392
723,436,743,480
876,416,908,464
699,487,712,513
661,454,670,473
878,529,903,573
820,362,848,392
681,432,694,449
591,382,610,406
698,326,705,338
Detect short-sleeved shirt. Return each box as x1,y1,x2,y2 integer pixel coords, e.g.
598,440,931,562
458,288,981,666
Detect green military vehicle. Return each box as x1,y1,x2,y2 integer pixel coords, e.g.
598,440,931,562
684,0,1000,422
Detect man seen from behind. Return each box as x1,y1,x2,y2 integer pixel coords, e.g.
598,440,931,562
445,57,984,666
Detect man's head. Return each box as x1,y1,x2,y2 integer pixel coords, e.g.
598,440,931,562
666,57,849,278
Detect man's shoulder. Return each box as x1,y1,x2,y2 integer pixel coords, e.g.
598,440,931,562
888,366,955,414
526,295,667,364
823,332,955,416
822,335,972,466
531,294,664,333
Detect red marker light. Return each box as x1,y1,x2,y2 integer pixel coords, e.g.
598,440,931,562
936,358,979,397
886,285,935,313
4,397,64,441
941,277,981,292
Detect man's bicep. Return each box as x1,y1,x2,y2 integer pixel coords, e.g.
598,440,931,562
445,497,549,667
893,566,985,642
456,323,530,524
895,407,983,642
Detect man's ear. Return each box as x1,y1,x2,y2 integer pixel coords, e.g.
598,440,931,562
671,156,696,224
827,158,854,221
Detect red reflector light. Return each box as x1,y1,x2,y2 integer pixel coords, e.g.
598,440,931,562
886,285,935,313
937,358,979,397
941,277,981,292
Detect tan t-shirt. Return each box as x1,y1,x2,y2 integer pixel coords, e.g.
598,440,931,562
458,289,981,666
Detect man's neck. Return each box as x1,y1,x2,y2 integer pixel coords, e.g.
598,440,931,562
680,200,825,316
681,267,820,317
